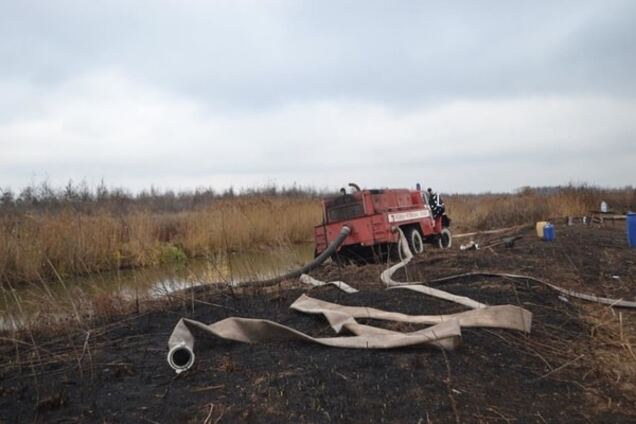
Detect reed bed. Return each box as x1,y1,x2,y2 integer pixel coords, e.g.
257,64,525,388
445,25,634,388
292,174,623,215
0,197,321,285
445,185,635,231
1,183,634,286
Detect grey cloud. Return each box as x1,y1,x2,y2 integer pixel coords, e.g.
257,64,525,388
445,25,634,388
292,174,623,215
2,1,636,110
1,1,635,193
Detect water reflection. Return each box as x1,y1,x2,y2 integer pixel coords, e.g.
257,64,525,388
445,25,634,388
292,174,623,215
0,243,314,330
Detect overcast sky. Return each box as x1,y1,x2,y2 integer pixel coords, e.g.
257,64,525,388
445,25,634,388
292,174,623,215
1,0,635,193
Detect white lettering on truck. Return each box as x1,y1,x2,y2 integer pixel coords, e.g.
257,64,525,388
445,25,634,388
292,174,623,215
387,209,430,223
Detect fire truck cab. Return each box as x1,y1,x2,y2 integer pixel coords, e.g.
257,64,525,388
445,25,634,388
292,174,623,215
314,184,451,262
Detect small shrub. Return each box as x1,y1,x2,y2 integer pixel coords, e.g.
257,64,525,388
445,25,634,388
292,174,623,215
158,244,187,264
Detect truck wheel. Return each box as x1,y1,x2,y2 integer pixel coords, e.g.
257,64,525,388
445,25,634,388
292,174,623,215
438,228,452,249
406,228,424,254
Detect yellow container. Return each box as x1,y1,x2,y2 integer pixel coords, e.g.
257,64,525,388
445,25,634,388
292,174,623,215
536,221,548,239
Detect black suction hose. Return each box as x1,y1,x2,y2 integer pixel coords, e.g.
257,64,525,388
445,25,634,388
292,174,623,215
241,225,351,288
187,225,352,296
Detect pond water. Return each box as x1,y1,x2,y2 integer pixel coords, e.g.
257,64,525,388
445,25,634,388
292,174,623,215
0,243,314,330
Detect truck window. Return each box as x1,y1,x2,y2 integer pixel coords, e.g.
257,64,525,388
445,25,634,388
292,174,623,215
327,202,364,222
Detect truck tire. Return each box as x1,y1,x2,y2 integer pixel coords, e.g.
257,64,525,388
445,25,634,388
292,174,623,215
406,227,424,254
438,228,452,249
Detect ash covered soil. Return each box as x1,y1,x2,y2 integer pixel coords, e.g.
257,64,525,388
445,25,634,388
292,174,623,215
2,224,636,423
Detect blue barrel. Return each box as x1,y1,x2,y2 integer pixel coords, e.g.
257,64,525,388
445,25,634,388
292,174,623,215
543,224,555,241
628,212,636,248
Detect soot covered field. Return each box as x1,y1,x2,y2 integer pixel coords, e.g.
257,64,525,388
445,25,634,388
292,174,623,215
1,224,635,423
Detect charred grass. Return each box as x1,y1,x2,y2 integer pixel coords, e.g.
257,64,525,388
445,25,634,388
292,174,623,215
1,277,634,423
1,224,635,422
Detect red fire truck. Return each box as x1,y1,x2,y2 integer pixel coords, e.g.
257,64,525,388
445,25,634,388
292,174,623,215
314,184,451,262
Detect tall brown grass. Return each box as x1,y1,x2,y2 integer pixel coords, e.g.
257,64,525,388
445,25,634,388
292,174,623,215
1,183,634,286
0,197,321,285
446,185,635,232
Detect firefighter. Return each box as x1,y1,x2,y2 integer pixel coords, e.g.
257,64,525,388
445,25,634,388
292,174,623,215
427,187,445,218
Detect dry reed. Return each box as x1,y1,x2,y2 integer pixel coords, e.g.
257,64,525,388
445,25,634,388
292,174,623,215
1,184,634,286
446,185,635,232
0,197,321,285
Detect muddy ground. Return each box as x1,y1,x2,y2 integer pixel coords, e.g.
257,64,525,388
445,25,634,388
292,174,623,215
1,223,635,423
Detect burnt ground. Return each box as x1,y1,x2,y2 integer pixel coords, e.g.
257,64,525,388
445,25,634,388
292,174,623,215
1,223,636,423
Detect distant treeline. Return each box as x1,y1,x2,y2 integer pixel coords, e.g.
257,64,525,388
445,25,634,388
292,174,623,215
0,181,332,214
1,180,634,217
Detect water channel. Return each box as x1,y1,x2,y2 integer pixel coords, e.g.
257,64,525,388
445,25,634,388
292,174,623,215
0,243,314,330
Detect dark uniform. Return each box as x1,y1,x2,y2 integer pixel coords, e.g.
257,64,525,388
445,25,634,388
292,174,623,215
427,188,445,219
